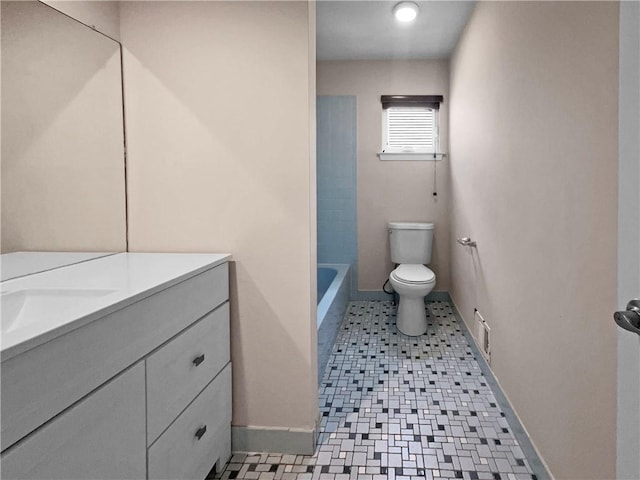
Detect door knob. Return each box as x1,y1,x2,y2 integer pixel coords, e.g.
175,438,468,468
614,299,640,336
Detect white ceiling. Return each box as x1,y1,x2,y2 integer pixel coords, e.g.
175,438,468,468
317,1,476,61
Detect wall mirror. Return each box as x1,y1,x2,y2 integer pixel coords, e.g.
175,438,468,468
1,1,127,260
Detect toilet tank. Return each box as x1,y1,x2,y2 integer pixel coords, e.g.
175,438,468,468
388,222,434,264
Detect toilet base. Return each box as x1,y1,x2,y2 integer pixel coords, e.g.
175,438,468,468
396,297,428,336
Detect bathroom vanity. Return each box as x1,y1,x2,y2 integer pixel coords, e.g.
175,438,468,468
0,252,232,480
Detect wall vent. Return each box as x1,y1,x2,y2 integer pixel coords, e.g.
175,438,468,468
474,309,491,364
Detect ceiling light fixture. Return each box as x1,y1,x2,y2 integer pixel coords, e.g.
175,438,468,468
393,1,419,22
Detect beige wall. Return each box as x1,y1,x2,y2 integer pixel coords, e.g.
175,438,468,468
317,61,450,292
449,2,618,478
1,1,126,253
119,1,318,433
42,1,121,41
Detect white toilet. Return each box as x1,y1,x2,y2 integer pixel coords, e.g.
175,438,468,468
388,222,436,336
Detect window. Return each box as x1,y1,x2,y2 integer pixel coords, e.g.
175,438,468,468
383,106,438,153
378,95,444,161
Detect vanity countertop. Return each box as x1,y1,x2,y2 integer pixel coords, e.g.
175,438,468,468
0,252,231,361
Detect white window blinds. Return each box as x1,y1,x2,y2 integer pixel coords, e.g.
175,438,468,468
384,106,437,153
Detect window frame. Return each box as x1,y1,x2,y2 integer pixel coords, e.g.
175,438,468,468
378,94,446,161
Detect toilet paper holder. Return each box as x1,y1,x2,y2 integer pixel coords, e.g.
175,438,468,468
457,237,477,247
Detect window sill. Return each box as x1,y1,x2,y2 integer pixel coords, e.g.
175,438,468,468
377,152,447,161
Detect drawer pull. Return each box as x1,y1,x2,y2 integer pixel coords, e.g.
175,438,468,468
192,354,205,367
195,425,207,440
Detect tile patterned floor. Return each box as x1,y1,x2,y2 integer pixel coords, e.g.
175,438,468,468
216,300,538,480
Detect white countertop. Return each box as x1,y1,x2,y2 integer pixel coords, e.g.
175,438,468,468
1,252,117,281
0,252,231,361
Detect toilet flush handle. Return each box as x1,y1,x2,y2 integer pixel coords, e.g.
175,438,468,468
457,237,477,247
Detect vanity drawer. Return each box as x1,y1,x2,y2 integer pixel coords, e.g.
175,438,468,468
1,363,146,480
148,364,232,480
1,262,229,451
147,302,230,444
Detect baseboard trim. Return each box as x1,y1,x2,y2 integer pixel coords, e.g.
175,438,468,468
353,290,451,302
231,425,316,455
353,290,392,301
425,291,451,302
448,297,554,480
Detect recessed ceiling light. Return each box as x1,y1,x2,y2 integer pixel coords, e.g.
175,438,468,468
394,2,419,22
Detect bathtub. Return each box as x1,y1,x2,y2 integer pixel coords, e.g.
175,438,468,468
317,264,350,383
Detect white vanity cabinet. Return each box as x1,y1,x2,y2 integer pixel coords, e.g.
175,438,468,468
1,363,147,480
0,253,232,480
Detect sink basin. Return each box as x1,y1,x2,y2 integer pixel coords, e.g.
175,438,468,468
1,289,117,334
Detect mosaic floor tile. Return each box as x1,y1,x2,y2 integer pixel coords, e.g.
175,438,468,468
216,301,538,480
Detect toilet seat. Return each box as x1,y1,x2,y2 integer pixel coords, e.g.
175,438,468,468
391,264,435,285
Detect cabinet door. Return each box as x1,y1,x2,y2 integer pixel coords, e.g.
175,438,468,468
1,363,146,480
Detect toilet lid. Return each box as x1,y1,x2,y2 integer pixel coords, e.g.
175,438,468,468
392,264,435,284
